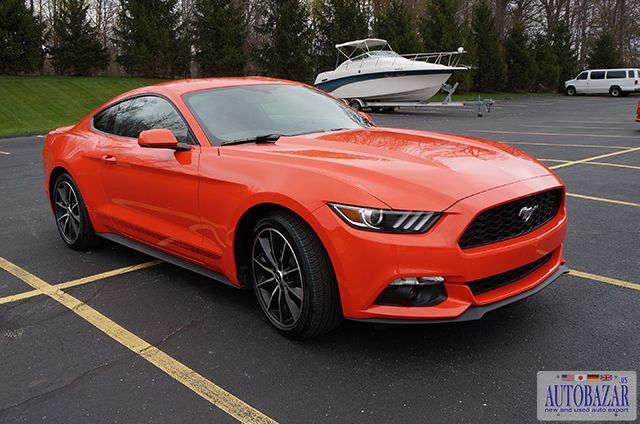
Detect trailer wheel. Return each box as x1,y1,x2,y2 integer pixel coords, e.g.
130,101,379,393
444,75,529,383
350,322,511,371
348,99,362,111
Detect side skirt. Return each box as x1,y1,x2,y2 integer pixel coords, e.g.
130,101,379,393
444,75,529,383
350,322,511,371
98,233,238,289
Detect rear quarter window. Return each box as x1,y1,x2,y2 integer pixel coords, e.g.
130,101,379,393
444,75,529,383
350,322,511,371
590,71,605,80
93,105,118,133
606,70,625,79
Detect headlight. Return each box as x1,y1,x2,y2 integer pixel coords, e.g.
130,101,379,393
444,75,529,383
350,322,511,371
329,203,441,234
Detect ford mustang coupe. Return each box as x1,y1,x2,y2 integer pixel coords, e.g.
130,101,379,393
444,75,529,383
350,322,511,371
42,78,568,339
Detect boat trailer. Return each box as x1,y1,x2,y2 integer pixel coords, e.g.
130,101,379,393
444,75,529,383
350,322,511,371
345,83,495,117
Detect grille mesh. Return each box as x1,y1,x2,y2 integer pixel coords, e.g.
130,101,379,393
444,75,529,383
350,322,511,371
467,252,553,295
459,189,562,249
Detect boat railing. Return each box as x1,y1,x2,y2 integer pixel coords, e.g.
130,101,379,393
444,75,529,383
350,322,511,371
400,50,468,68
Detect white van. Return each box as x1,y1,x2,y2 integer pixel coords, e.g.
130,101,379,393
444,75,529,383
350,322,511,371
564,68,640,97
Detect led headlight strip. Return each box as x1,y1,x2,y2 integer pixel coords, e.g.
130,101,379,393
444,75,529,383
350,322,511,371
329,203,442,234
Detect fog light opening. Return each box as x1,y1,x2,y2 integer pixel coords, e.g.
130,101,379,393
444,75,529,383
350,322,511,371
375,278,447,307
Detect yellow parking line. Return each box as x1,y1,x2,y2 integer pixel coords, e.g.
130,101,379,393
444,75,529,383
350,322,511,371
470,129,639,139
540,159,640,170
566,193,640,207
549,147,640,170
569,270,640,291
496,141,634,149
0,257,277,424
0,260,161,305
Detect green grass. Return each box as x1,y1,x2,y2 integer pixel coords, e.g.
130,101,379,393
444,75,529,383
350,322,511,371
0,76,162,136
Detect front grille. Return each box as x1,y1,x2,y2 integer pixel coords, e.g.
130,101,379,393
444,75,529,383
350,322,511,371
467,252,553,295
459,189,562,249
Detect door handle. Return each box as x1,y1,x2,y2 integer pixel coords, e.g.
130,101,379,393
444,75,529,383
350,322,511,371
102,155,116,162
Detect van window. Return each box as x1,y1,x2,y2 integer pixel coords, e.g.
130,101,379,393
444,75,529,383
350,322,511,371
630,70,637,78
577,72,588,80
590,71,605,80
606,70,625,79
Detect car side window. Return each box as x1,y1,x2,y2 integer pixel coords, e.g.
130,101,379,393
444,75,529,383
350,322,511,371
93,104,118,133
93,96,192,144
577,72,588,80
606,70,625,79
629,70,636,78
590,71,605,80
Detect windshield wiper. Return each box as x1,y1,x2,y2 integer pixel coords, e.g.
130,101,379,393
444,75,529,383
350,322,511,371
221,133,281,146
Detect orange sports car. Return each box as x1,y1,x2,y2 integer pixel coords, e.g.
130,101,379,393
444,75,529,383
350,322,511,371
42,78,568,339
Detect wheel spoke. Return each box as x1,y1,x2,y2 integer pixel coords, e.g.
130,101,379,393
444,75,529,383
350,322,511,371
253,257,276,275
255,276,276,288
284,284,303,302
258,235,278,269
282,286,301,319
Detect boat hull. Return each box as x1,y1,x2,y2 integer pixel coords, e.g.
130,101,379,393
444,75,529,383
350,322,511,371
315,69,455,102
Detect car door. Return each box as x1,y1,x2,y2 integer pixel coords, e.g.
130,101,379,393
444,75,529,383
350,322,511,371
573,71,588,93
93,95,204,263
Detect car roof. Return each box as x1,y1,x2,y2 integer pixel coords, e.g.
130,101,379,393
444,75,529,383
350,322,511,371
139,77,299,97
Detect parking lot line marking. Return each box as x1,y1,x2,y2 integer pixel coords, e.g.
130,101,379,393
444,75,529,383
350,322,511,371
0,260,161,305
521,124,630,131
0,257,278,424
569,270,640,292
557,120,630,125
470,130,639,139
0,150,10,155
540,159,640,170
549,147,640,170
566,193,640,208
506,141,633,149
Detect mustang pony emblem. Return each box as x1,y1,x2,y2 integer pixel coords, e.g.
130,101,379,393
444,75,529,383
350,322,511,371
519,206,538,223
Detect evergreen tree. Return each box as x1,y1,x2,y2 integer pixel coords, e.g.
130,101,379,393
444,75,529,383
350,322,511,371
420,0,461,52
254,0,312,83
550,22,578,92
531,34,560,92
311,0,368,74
191,0,246,77
374,0,421,54
113,0,190,78
504,22,536,91
0,0,43,75
50,0,110,76
471,0,506,91
587,32,625,69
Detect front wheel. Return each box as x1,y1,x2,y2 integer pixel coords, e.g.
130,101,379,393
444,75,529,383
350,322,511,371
565,86,576,96
251,211,342,339
52,173,97,250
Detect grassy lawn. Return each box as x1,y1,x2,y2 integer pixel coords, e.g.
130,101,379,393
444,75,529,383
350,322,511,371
0,76,162,136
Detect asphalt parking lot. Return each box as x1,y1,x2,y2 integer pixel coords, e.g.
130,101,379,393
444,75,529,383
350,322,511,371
1,94,638,423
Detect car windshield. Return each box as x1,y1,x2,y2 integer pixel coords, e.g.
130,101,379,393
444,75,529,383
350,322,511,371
183,84,372,145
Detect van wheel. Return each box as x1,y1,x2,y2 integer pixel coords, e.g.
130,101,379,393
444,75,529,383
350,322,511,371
565,86,576,96
609,86,621,97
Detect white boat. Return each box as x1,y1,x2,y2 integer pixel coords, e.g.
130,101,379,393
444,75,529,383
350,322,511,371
314,38,468,104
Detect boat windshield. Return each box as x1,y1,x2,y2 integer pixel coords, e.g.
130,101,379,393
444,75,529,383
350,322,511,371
183,84,373,145
367,50,400,57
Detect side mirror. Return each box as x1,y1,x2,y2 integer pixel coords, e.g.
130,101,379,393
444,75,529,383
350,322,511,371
138,128,191,151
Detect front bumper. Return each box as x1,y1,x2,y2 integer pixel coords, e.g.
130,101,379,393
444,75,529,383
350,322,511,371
311,175,567,321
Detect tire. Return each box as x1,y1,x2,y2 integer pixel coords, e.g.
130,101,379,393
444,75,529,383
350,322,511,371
348,99,362,111
609,86,621,97
52,173,97,250
565,86,576,96
251,211,342,339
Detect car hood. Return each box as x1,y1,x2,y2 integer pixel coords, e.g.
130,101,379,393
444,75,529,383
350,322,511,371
222,128,553,211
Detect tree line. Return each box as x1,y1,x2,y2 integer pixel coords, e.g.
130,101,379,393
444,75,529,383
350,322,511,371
1,0,638,92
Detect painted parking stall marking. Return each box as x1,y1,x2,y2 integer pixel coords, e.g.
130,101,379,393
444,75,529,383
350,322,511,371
0,256,278,424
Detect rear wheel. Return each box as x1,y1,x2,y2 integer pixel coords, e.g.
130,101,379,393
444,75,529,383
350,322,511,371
52,173,97,250
251,211,342,339
565,86,576,96
609,86,621,97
